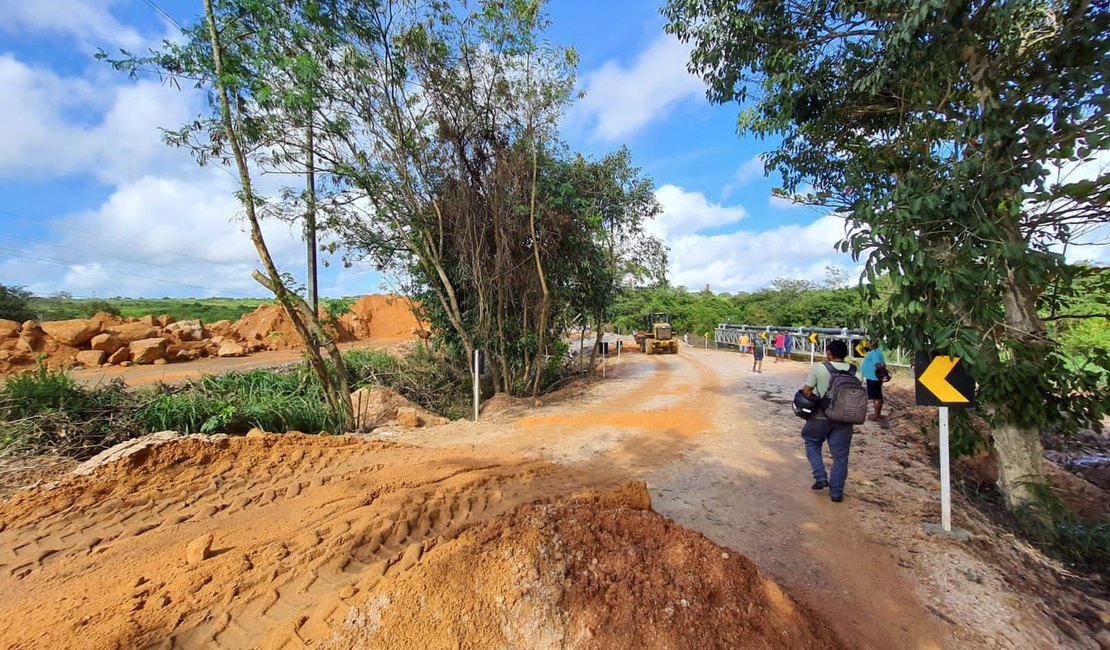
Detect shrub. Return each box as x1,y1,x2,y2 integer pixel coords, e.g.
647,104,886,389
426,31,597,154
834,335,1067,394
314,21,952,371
0,364,141,458
0,284,34,322
345,347,470,420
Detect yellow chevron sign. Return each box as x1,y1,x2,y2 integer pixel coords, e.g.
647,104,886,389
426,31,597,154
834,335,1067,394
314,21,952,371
855,340,869,356
759,331,768,340
808,332,818,344
915,354,975,406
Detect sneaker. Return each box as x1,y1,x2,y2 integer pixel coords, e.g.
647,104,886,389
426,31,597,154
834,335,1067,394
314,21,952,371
830,494,843,502
811,480,829,490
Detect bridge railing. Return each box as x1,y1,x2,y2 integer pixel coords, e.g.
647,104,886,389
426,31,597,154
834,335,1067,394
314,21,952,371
713,324,912,368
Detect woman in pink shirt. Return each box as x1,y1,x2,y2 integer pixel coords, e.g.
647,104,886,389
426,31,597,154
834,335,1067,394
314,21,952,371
773,333,786,362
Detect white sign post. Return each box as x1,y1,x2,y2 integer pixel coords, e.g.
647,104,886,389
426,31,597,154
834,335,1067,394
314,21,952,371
939,406,951,532
472,349,480,421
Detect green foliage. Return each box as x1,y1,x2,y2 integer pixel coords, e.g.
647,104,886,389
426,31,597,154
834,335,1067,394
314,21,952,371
0,284,34,323
345,347,473,420
0,363,140,458
665,0,1110,506
613,282,867,336
26,296,271,323
1015,483,1110,571
138,369,340,435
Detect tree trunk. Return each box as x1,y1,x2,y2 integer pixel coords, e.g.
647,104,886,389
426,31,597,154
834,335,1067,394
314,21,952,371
203,0,351,430
992,268,1048,509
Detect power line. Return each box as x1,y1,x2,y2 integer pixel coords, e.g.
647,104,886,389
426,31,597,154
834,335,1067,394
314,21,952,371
141,0,185,31
0,209,241,269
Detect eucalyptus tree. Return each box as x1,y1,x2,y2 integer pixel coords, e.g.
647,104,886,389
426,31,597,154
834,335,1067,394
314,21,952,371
665,0,1109,508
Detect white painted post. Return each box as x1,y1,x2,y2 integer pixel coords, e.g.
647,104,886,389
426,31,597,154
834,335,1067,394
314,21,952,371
939,406,951,532
810,338,816,365
473,350,480,421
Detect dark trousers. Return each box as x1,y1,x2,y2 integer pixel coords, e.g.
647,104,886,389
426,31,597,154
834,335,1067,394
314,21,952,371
801,418,854,497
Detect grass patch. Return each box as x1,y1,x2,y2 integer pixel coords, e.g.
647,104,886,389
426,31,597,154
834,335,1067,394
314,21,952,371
1014,483,1110,572
27,297,273,323
139,368,340,435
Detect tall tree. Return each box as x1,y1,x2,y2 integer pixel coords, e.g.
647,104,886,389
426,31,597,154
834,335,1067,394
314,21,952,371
665,0,1109,508
105,0,354,428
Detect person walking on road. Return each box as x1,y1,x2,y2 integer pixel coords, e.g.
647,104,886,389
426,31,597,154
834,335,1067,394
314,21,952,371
684,332,689,346
799,339,859,502
751,335,765,373
740,333,750,354
773,332,786,362
861,342,888,421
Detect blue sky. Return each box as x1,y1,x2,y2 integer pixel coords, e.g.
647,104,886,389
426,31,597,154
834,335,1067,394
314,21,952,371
0,0,863,299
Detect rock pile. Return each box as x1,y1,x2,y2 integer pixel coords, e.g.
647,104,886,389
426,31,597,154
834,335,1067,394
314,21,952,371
0,294,426,375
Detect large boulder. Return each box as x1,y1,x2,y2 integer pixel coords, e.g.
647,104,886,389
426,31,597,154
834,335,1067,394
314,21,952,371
208,320,233,337
75,350,107,367
88,311,124,329
216,341,247,358
138,315,157,327
0,319,20,338
89,333,124,355
41,319,100,347
106,348,130,365
130,337,168,364
106,322,158,345
165,319,205,342
156,314,175,328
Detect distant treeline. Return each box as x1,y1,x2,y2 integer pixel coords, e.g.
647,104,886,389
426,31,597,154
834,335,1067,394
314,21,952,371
0,287,358,324
611,279,867,338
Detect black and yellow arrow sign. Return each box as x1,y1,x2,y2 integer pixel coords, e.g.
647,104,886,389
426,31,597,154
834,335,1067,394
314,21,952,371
855,340,869,357
759,331,768,340
914,353,975,406
808,332,818,344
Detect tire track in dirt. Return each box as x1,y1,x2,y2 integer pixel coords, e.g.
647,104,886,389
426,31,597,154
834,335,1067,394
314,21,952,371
0,435,624,649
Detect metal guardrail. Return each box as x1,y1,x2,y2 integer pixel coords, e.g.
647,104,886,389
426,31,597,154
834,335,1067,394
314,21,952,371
713,324,912,367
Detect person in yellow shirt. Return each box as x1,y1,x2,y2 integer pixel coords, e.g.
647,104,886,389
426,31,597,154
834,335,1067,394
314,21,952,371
739,333,750,355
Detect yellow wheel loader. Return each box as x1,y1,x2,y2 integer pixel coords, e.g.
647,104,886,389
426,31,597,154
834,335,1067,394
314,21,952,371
634,312,679,355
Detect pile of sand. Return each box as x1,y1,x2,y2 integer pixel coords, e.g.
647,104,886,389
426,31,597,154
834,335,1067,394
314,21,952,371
329,484,845,650
0,432,844,650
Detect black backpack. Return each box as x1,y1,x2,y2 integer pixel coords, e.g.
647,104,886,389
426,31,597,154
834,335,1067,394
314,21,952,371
821,361,868,424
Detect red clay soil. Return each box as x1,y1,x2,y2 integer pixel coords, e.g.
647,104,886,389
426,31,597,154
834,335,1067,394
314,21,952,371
0,433,844,650
330,488,845,650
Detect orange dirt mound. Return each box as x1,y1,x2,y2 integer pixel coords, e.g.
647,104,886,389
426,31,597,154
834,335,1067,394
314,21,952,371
340,295,427,341
330,494,845,650
0,432,843,650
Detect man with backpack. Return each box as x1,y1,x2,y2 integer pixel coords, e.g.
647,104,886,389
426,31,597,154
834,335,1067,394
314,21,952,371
799,339,868,502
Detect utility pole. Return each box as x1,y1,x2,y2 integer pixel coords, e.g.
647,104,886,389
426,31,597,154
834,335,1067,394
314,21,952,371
305,115,319,316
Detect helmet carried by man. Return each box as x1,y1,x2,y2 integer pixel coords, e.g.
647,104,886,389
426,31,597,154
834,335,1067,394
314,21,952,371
792,389,821,419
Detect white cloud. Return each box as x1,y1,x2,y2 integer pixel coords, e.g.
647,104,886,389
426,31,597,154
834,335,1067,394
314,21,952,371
570,34,706,141
721,156,766,200
652,184,747,239
0,55,199,184
0,173,316,298
0,0,146,51
666,214,853,292
647,185,853,292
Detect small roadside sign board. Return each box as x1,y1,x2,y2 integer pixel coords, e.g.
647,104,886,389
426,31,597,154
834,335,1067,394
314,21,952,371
854,340,869,357
759,331,768,340
596,341,609,355
808,332,819,344
915,353,975,406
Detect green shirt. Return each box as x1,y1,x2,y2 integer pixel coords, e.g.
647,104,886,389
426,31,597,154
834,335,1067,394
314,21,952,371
804,361,859,399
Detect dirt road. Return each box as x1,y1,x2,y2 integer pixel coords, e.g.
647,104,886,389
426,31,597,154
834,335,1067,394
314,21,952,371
0,344,1081,648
